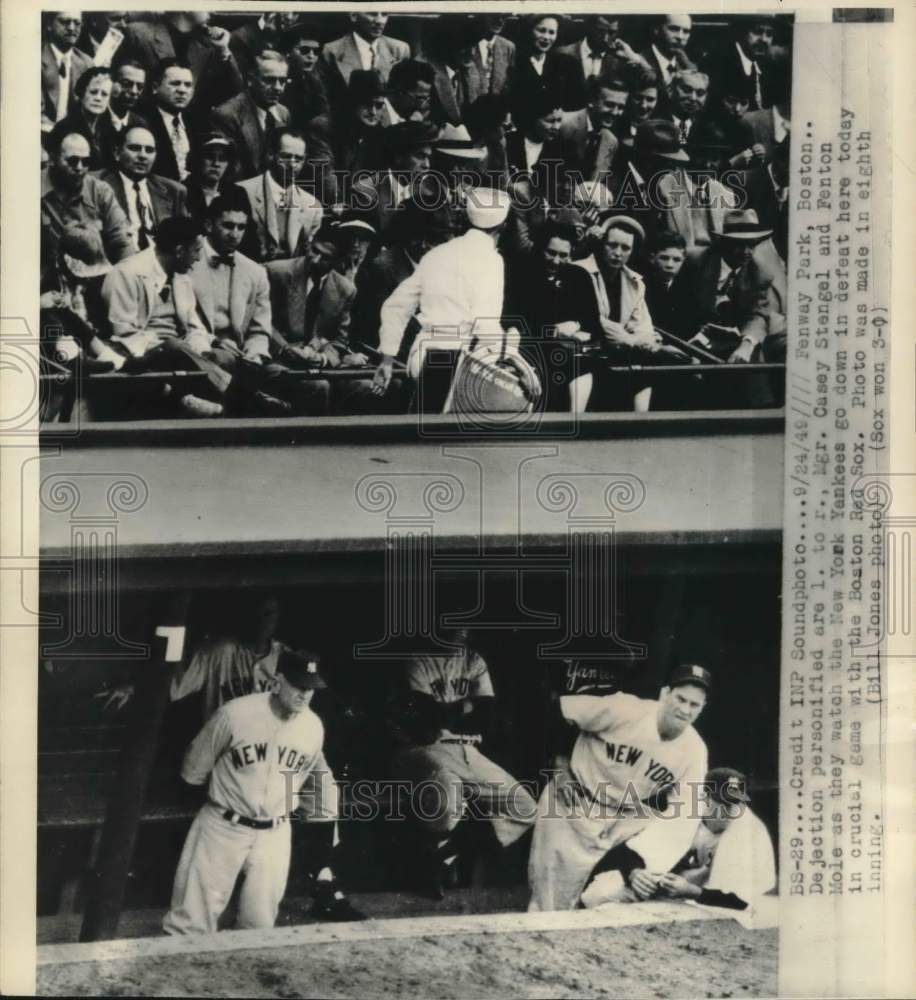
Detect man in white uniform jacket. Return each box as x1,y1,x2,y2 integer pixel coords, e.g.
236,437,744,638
528,663,710,912
370,187,539,410
163,651,338,934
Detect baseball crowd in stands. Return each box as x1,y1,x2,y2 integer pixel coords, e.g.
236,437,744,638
40,11,792,420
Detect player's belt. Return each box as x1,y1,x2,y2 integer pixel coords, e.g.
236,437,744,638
218,806,288,830
439,735,482,746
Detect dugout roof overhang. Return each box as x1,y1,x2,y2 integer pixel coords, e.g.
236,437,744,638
38,410,784,591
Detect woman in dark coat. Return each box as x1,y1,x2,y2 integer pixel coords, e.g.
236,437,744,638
57,66,120,168
509,14,580,115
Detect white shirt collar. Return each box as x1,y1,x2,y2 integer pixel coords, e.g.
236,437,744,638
529,52,546,74
384,98,404,125
258,14,269,32
110,107,129,129
735,41,757,76
352,32,377,69
478,38,490,60
119,170,148,194
772,105,789,143
49,42,70,64
265,170,288,204
652,44,676,76
445,64,456,81
158,105,185,129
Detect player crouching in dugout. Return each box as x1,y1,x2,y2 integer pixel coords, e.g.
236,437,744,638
580,766,776,913
163,651,350,934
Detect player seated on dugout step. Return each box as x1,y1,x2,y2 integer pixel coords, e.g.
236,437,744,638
390,627,537,900
580,767,776,911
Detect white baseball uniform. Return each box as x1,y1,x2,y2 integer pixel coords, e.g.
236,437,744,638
395,649,536,845
163,691,338,934
581,804,776,909
170,637,290,721
528,692,708,911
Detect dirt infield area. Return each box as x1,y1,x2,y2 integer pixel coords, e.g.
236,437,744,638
39,918,776,998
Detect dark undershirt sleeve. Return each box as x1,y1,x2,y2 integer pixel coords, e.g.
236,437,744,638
697,888,749,910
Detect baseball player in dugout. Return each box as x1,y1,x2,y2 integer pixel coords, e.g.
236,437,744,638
164,651,354,934
393,627,538,899
580,766,777,911
528,663,710,912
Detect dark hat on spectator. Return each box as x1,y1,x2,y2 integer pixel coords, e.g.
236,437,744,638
716,209,773,243
390,199,455,244
668,663,712,691
335,217,378,241
635,119,690,162
705,767,751,804
347,69,386,105
311,219,345,249
385,120,438,155
276,650,327,690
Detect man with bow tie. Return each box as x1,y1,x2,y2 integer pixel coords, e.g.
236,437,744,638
237,127,324,263
41,11,93,133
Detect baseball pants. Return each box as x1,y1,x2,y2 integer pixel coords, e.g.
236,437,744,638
163,802,292,934
395,742,537,846
527,775,651,912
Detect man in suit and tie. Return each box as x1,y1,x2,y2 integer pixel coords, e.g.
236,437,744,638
351,122,437,240
212,48,291,181
662,69,709,147
94,125,189,251
467,14,515,102
736,53,791,160
639,15,693,111
99,215,233,417
559,75,628,183
556,15,651,111
668,208,786,366
119,12,244,115
108,59,150,135
77,13,126,68
320,12,410,100
266,222,375,414
237,127,324,263
718,16,777,113
141,60,207,183
42,12,94,133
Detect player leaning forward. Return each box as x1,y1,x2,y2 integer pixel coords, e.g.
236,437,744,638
528,664,711,911
164,651,339,934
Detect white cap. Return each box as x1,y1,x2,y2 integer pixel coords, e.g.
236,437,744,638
465,187,512,229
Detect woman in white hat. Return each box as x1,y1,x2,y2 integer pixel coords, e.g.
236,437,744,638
372,188,539,413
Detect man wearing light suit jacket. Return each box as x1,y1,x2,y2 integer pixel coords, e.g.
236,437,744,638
559,75,631,183
236,127,323,263
211,50,292,181
320,12,410,99
465,14,515,103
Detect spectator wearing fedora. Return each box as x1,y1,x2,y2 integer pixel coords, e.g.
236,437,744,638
350,121,438,240
730,138,789,264
427,123,488,232
333,217,378,284
668,208,787,366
